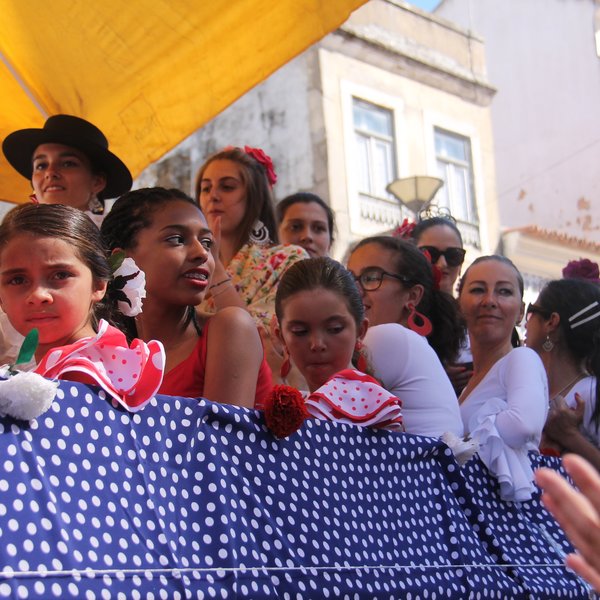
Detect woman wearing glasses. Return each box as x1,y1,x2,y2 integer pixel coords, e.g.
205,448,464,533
525,278,600,468
458,255,548,501
346,237,463,438
411,216,466,296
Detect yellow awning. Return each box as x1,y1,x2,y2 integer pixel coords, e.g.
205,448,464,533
0,0,367,203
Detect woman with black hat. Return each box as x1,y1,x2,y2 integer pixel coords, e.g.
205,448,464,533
2,114,132,222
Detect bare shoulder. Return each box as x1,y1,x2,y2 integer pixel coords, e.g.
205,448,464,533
208,306,258,336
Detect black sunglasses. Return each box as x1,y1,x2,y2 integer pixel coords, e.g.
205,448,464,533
526,303,552,320
353,267,412,292
419,246,466,267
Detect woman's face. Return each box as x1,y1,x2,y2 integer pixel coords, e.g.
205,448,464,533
416,224,464,295
347,243,411,327
31,143,106,211
278,201,331,257
459,259,524,348
277,287,367,392
126,200,215,309
197,159,247,238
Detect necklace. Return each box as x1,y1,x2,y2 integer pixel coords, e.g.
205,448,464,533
551,372,587,402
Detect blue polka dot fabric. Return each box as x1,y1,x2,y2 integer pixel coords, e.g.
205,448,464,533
0,381,591,598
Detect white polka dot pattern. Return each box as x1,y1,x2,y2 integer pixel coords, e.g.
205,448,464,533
0,380,589,597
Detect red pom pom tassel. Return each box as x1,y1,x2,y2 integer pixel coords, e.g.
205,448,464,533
263,384,309,438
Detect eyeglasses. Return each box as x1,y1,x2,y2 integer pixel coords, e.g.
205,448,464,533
353,267,412,292
526,303,552,321
419,246,466,267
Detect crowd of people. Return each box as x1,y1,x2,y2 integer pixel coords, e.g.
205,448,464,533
1,113,600,586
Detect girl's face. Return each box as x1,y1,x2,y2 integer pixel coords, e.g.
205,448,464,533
459,260,524,347
198,159,247,238
0,233,107,359
277,287,367,392
278,201,331,258
347,243,412,327
126,200,215,308
31,143,106,211
416,224,464,295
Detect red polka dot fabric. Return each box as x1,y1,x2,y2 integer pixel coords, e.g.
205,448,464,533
305,369,403,431
34,320,165,411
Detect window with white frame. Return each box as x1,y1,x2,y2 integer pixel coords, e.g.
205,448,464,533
352,98,399,228
434,127,478,225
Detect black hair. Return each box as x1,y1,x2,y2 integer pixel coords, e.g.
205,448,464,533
276,192,336,244
351,236,465,364
538,279,600,430
411,215,463,247
100,187,203,340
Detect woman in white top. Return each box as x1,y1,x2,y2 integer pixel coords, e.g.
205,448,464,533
458,255,548,502
347,236,464,438
525,278,600,469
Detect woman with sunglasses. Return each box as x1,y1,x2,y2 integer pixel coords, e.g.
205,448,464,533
411,215,473,395
411,216,466,296
346,236,464,438
458,255,548,501
525,278,600,468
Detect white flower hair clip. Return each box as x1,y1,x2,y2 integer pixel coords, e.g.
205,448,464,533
109,252,146,317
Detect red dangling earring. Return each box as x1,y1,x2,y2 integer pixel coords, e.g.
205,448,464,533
280,353,291,379
354,340,368,373
407,303,433,337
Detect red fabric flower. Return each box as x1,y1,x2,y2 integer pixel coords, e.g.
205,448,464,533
562,258,600,283
263,384,308,438
420,248,442,290
392,218,416,239
244,146,277,186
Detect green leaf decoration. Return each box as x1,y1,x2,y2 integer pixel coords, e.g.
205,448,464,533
15,328,39,366
108,250,126,273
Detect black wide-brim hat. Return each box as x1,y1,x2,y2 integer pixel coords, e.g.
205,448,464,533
2,114,133,200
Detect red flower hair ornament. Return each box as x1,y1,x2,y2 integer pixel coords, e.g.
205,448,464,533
244,146,277,186
420,248,443,291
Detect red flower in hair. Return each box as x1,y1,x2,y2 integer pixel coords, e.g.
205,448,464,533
244,146,277,186
392,218,416,239
263,384,308,438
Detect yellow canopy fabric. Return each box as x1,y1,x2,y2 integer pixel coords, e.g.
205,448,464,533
0,0,367,203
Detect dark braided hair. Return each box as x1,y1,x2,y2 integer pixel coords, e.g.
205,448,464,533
100,187,204,340
537,279,600,431
351,236,465,365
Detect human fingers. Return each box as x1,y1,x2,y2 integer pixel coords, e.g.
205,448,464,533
566,553,600,593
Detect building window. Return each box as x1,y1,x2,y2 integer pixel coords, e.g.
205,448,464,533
434,128,478,225
352,98,399,228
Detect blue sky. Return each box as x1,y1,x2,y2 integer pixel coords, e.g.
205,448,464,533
405,0,440,11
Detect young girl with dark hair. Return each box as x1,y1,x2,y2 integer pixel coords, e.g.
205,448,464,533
525,278,600,468
273,257,402,430
0,203,164,411
101,187,272,409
